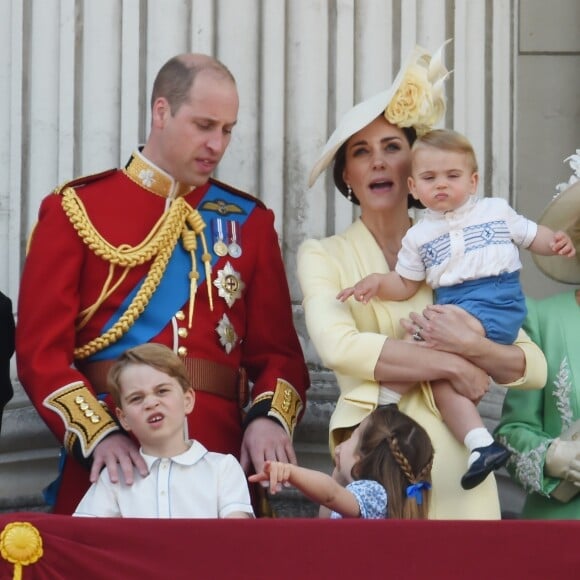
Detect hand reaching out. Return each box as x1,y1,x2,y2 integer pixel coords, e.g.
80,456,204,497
551,230,576,257
336,273,383,304
248,460,293,494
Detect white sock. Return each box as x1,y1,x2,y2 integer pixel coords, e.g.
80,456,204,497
464,428,494,467
378,386,402,406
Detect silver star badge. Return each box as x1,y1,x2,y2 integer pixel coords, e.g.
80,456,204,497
216,314,238,354
213,262,245,308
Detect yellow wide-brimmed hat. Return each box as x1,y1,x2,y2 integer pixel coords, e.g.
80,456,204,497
308,40,452,188
533,180,580,284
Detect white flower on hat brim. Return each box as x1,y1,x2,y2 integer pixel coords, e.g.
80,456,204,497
533,180,580,284
308,40,452,188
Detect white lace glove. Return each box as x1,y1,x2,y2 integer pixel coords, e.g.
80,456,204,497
545,438,580,485
568,457,580,486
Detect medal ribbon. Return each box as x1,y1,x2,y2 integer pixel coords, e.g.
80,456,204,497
227,220,242,257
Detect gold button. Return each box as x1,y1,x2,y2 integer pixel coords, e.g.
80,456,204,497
75,396,85,404
90,415,101,423
80,402,89,411
178,327,188,338
175,310,186,321
85,410,94,417
177,346,188,357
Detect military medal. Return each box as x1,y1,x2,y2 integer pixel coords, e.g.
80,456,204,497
213,262,245,308
227,220,242,258
212,218,228,257
214,240,228,257
228,243,241,258
216,313,238,354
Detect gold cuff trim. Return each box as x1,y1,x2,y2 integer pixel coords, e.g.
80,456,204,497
252,392,273,406
269,379,303,439
43,382,118,457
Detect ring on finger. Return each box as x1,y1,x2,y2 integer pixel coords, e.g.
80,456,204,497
412,328,425,342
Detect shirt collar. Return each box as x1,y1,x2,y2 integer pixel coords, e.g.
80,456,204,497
140,439,208,470
123,148,194,199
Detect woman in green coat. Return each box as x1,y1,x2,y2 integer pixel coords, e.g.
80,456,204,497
496,174,580,519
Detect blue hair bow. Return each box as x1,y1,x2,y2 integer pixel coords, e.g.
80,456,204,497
405,481,432,505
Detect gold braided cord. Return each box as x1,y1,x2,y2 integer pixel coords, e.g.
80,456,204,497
65,190,194,360
61,187,185,267
76,263,130,331
182,227,199,328
187,210,214,311
73,228,179,359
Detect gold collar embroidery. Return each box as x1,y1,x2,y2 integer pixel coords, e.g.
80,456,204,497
123,150,194,198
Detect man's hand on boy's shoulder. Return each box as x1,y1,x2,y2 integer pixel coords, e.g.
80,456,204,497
90,433,148,484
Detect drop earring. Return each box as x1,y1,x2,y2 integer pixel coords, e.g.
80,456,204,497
346,184,353,202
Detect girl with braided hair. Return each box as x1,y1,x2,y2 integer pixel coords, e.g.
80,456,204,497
249,405,434,519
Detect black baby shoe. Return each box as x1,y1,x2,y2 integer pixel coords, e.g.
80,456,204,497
461,441,511,490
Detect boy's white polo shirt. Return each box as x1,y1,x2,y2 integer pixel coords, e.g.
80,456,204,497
74,440,254,518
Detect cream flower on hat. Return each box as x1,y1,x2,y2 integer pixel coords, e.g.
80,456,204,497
385,44,450,136
533,151,580,284
555,150,580,194
309,40,452,187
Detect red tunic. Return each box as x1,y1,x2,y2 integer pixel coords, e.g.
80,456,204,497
16,151,309,513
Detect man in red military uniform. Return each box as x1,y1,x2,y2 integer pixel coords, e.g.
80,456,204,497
16,53,310,514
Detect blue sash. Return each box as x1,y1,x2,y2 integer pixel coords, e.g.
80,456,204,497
88,183,256,361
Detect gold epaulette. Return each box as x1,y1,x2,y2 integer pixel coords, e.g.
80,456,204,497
52,168,118,195
268,379,303,439
43,382,119,457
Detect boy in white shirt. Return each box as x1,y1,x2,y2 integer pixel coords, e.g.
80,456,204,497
339,129,576,490
74,343,254,518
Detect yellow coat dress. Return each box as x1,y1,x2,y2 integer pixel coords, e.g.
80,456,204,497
297,219,546,519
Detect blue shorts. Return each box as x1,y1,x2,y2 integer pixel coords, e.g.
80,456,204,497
434,271,526,345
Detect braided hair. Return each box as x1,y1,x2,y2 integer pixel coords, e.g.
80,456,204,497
353,405,434,519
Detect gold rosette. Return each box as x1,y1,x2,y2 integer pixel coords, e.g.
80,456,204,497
0,522,43,580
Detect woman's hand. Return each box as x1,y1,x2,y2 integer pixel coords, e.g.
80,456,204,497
401,303,529,385
446,357,492,403
374,332,492,401
401,304,485,357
